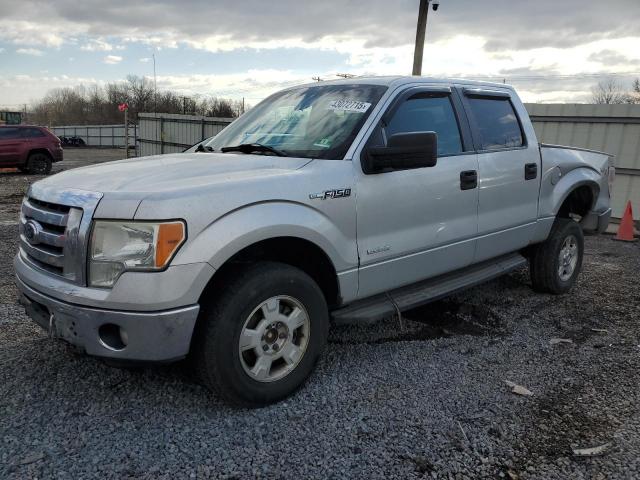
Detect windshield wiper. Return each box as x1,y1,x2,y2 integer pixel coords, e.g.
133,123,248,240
220,143,288,157
194,144,214,152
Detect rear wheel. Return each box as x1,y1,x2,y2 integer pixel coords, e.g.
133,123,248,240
193,262,329,407
26,152,52,175
529,218,584,294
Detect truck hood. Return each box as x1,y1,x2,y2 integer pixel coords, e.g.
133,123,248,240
36,153,312,194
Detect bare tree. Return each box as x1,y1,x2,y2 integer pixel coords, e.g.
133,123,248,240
632,79,640,104
29,76,244,126
591,79,634,104
126,75,155,117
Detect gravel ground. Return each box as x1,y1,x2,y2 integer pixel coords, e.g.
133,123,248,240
1,149,640,479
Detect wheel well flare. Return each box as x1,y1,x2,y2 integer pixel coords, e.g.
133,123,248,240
558,185,594,219
199,237,340,308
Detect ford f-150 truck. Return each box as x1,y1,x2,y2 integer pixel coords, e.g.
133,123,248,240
15,77,614,406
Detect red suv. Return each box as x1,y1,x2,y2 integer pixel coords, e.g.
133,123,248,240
0,125,63,174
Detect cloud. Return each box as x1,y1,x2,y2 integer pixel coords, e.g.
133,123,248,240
16,48,44,56
0,20,71,47
0,74,104,104
0,47,4,53
103,55,122,64
0,0,639,105
588,49,640,67
80,39,113,51
1,0,639,53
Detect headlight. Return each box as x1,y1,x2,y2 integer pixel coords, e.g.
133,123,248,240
89,220,186,287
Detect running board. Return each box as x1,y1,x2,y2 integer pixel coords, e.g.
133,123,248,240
331,253,527,325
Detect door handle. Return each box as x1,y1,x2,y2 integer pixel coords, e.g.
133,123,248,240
460,170,478,190
525,163,538,180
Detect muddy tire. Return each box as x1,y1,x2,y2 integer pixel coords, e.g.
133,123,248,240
192,262,329,407
26,152,52,175
529,218,584,294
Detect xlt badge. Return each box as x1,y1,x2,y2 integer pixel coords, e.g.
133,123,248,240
309,188,352,200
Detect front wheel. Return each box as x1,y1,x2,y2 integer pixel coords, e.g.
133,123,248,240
529,218,584,294
193,262,329,407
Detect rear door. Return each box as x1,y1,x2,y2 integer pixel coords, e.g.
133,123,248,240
22,127,47,149
460,88,541,262
0,127,23,166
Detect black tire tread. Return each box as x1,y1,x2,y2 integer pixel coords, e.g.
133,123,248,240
26,152,52,175
529,218,584,294
192,261,328,408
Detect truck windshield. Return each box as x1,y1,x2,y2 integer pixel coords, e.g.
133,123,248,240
199,84,387,160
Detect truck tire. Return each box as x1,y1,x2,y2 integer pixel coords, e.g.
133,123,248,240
26,152,52,175
193,262,329,407
529,218,584,294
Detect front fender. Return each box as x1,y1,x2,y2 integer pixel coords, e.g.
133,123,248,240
173,201,358,274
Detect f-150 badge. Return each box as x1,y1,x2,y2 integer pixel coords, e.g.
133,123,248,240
309,188,352,200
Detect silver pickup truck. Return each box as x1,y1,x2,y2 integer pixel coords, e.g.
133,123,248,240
15,77,614,406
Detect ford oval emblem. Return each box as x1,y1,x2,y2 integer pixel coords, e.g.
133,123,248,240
24,220,42,245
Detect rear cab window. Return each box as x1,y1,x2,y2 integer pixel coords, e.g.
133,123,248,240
463,90,525,151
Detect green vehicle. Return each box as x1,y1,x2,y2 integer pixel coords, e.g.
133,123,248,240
0,111,23,125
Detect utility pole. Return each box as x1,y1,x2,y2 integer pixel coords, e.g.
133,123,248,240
152,53,159,155
412,0,429,76
152,53,157,112
412,0,440,76
124,107,129,159
119,102,130,159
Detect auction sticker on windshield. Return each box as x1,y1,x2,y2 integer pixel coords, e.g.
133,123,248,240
327,100,371,113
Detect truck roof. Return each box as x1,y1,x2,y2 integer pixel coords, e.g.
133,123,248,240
292,75,515,91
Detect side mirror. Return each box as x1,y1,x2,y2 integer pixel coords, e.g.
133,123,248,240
364,131,438,174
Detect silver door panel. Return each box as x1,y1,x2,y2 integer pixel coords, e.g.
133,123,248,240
355,153,479,298
357,236,476,298
474,221,537,263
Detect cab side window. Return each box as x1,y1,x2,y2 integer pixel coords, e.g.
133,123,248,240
386,95,463,157
0,128,21,140
24,128,46,138
465,97,523,150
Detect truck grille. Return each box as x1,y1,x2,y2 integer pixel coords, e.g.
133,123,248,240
19,186,102,285
20,197,76,276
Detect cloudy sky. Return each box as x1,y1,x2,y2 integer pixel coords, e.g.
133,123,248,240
1,0,639,108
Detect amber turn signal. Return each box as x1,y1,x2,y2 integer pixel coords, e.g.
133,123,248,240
155,222,186,267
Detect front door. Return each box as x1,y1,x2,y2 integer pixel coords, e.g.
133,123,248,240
355,87,479,299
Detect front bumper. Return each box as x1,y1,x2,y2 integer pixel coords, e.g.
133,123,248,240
52,147,64,162
16,275,199,362
580,208,612,233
